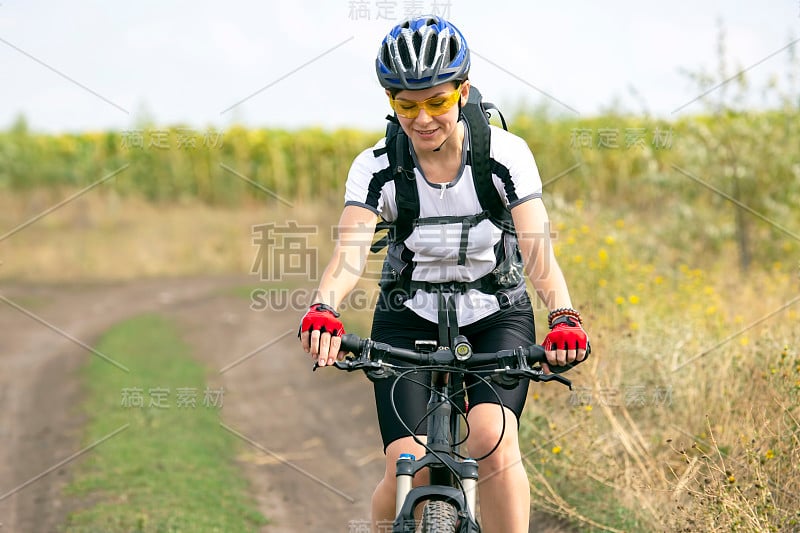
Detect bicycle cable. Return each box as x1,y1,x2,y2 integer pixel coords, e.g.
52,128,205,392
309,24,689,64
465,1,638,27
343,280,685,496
387,361,517,518
389,366,472,505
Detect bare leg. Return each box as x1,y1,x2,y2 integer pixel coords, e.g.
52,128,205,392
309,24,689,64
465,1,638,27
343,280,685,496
466,404,530,533
371,436,429,533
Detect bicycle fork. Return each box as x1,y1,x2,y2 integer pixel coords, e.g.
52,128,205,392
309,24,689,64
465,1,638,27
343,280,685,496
393,391,480,531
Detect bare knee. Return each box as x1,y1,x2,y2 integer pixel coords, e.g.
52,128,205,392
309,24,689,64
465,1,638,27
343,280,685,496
383,437,430,488
466,404,522,471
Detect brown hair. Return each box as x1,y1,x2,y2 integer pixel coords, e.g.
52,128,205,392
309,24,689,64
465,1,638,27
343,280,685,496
388,79,466,99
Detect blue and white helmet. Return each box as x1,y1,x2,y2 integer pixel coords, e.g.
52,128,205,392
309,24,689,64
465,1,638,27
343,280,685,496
376,15,470,90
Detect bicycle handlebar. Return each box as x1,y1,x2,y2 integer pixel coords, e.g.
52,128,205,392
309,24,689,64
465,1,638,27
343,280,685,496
328,333,573,389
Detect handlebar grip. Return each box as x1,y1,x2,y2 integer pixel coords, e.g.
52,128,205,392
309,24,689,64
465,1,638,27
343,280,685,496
340,333,363,354
525,344,547,364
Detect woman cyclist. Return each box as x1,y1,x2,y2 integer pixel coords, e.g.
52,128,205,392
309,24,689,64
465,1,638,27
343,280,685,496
299,15,589,533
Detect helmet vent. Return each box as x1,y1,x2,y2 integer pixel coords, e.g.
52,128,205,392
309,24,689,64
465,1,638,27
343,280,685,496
448,35,459,62
412,32,422,56
397,36,412,69
425,32,438,67
381,44,391,67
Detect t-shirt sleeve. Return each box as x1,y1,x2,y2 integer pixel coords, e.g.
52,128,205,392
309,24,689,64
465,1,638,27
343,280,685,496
344,145,384,216
490,127,543,209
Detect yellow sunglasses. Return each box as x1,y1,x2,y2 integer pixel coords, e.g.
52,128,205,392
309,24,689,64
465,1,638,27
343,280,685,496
389,85,462,119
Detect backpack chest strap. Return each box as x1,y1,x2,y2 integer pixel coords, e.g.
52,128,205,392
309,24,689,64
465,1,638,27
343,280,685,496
411,211,490,266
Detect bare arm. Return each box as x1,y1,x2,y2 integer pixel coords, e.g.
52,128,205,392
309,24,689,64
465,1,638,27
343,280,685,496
511,197,586,366
300,205,378,365
511,197,572,310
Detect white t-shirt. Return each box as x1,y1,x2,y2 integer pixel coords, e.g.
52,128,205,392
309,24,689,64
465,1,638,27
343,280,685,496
345,123,543,326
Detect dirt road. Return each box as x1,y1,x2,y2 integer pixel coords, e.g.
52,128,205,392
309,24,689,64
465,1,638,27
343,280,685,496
0,277,572,532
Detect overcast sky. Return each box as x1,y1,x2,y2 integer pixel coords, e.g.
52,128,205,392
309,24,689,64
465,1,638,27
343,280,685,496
1,1,798,133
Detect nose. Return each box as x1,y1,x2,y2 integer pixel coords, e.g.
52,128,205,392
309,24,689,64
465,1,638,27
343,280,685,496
414,107,433,125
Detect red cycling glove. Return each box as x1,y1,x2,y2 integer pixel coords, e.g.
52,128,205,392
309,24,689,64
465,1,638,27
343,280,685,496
542,309,591,365
299,303,345,337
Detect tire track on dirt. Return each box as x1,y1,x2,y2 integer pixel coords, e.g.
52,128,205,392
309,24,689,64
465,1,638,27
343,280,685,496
0,277,249,532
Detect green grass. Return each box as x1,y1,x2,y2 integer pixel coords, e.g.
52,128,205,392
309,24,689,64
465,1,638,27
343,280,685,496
63,314,267,533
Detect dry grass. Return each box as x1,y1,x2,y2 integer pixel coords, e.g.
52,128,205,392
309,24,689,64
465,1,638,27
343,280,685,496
0,191,338,282
521,201,800,532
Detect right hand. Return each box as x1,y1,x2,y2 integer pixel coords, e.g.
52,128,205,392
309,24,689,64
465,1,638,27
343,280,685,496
298,303,346,367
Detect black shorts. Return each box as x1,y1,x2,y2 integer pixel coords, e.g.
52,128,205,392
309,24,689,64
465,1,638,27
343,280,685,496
371,293,536,451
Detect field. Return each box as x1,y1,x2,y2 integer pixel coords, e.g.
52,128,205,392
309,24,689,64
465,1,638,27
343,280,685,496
1,88,799,530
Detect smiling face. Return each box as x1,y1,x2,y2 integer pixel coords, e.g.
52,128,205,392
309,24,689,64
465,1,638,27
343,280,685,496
388,81,470,153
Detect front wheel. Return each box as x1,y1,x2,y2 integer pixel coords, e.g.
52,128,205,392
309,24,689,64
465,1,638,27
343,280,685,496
420,500,458,533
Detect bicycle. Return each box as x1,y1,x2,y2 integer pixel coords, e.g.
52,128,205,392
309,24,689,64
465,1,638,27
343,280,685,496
326,330,575,533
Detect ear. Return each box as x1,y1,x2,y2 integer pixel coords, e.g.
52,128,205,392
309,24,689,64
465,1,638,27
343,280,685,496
459,81,470,106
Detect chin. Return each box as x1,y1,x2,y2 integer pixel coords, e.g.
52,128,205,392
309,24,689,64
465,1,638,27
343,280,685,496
413,129,448,149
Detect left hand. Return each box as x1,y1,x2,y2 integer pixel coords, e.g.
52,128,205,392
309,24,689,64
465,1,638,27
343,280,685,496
542,315,589,370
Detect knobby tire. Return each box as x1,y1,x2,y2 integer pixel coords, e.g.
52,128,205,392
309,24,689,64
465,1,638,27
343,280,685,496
420,500,459,533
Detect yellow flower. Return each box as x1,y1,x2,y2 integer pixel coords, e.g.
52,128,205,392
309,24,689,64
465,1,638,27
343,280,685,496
584,405,593,412
573,255,584,264
728,474,736,484
705,306,717,316
580,224,590,234
598,279,608,288
615,219,625,229
551,446,562,455
628,295,640,305
604,235,616,245
765,450,775,460
615,296,625,305
654,275,664,285
740,337,749,346
631,322,639,331
598,248,609,262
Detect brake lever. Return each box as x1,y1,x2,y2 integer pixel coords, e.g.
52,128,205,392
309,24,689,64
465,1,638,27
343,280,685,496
525,367,572,389
313,359,397,381
312,360,357,371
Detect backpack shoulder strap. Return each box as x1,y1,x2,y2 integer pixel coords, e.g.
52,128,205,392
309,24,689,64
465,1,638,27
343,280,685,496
390,126,419,244
371,115,419,253
462,86,515,234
